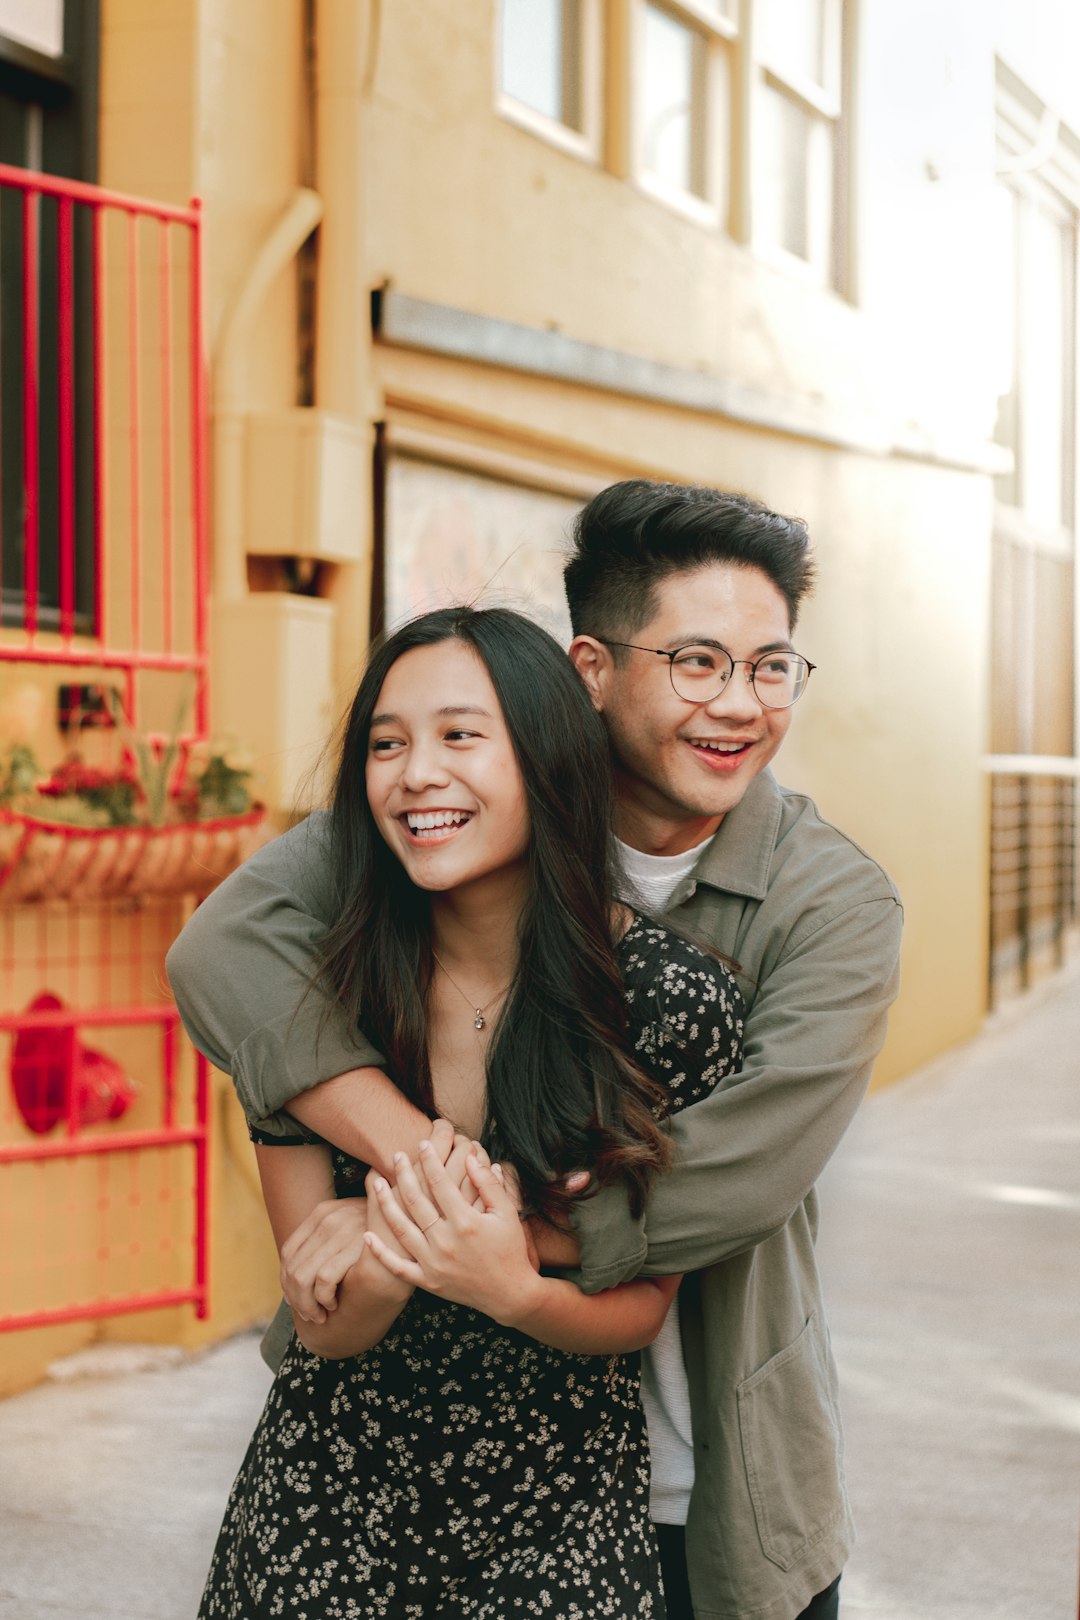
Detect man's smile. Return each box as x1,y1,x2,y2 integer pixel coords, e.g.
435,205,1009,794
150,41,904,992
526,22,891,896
682,736,758,770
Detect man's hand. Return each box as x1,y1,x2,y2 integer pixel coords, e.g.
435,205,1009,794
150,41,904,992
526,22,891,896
278,1119,479,1323
279,1195,370,1324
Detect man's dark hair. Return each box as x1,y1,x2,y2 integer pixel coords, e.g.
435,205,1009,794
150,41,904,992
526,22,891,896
563,479,815,640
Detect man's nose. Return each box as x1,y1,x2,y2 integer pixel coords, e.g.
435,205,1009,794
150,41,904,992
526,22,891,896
701,665,762,722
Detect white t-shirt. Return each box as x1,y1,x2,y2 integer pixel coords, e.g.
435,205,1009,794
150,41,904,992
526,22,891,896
616,833,716,1525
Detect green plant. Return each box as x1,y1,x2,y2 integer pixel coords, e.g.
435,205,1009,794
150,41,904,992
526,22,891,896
0,743,39,807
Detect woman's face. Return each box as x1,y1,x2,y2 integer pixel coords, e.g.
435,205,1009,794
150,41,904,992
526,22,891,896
365,640,531,897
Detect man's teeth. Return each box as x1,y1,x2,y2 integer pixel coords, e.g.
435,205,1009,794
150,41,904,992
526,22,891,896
405,811,471,830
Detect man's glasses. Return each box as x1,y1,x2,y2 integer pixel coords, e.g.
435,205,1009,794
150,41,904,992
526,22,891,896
600,641,816,710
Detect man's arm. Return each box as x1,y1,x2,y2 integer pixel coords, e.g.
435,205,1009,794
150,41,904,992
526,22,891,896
570,894,904,1291
166,812,438,1168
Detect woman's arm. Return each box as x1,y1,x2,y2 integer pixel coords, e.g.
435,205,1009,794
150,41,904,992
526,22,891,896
365,1143,680,1355
255,1143,413,1359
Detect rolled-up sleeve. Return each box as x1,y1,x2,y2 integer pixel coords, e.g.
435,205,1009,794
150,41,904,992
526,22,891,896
166,812,384,1128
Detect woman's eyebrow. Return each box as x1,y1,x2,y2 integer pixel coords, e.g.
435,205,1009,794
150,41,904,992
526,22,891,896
369,705,494,726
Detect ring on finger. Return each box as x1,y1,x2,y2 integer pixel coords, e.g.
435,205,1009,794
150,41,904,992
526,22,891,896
418,1215,440,1233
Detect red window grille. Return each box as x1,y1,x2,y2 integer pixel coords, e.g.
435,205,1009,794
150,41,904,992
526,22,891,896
0,163,215,1334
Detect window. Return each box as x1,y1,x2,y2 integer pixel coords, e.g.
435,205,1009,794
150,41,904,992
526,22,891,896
754,0,844,278
633,1,734,223
497,0,599,159
495,0,851,290
0,0,99,630
0,0,64,59
987,68,1080,999
993,178,1075,537
991,81,1079,760
628,0,846,273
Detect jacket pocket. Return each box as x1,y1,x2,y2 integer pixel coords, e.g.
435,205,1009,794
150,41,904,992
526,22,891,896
736,1312,848,1571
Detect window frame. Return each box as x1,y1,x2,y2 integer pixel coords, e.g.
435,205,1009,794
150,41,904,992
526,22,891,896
495,0,604,165
626,0,736,228
748,0,847,289
992,64,1080,759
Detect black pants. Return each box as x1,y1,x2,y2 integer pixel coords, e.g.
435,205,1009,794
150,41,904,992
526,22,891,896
655,1523,841,1620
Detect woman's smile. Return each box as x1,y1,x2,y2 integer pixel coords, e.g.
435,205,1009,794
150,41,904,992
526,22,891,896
366,641,530,893
399,808,475,844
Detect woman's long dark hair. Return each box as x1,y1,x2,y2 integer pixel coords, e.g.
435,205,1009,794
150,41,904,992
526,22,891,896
316,606,670,1222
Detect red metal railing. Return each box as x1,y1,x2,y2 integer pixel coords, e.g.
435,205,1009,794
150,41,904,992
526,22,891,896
0,163,210,725
0,166,213,1334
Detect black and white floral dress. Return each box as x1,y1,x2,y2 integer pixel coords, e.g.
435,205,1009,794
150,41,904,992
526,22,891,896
200,915,743,1619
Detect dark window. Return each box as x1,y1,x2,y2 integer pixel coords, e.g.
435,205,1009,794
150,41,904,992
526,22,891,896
0,1,99,630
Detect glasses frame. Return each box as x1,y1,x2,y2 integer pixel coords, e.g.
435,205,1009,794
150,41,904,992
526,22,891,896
600,640,817,710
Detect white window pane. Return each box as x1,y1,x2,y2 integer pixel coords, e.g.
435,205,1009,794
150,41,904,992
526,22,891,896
1019,201,1071,530
0,0,63,56
761,0,831,90
642,6,706,196
756,85,833,267
501,0,582,129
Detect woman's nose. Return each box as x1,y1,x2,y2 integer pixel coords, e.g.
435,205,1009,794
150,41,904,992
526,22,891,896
399,741,452,791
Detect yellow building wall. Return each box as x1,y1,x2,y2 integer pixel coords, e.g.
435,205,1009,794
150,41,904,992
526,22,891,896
0,0,1013,1390
348,0,997,1083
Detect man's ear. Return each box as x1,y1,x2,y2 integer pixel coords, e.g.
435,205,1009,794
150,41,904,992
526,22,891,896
568,636,609,712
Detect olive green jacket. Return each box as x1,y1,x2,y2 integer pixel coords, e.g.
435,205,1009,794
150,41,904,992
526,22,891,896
166,770,903,1620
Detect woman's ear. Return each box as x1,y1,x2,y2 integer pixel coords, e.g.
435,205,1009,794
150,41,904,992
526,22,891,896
568,637,609,713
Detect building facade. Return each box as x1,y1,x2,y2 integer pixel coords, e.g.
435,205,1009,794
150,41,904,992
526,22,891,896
0,0,1075,1389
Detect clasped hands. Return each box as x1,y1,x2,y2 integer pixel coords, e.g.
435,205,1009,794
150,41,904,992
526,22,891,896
280,1121,584,1325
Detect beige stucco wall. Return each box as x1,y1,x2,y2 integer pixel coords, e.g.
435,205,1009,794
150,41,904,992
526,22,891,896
106,0,999,1089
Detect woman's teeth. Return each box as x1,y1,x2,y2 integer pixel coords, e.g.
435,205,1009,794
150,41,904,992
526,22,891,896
405,810,471,832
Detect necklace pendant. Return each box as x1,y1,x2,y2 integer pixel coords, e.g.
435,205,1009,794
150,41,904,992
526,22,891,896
474,1011,486,1031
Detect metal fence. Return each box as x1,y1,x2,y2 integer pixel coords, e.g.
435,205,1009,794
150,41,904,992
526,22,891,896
0,163,212,1335
987,755,1080,1006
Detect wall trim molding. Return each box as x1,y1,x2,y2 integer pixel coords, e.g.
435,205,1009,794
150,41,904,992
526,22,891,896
372,287,1008,478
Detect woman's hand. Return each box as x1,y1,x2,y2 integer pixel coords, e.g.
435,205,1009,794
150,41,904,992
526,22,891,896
277,1119,472,1321
365,1141,542,1325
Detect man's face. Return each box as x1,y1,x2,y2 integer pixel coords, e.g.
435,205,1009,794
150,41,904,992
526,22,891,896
570,564,797,854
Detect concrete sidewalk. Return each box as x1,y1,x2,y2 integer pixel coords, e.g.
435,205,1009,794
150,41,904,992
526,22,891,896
817,961,1080,1620
1,965,1078,1620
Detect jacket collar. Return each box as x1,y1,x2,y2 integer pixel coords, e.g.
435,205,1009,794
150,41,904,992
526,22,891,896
691,768,783,901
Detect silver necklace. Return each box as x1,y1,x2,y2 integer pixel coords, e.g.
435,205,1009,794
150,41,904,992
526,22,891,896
432,950,510,1031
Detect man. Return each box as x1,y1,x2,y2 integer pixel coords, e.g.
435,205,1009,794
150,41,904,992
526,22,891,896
167,480,902,1620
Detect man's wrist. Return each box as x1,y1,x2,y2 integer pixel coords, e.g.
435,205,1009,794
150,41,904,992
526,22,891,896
349,1249,413,1306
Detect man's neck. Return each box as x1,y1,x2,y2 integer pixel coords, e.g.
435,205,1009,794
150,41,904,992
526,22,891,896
615,802,724,858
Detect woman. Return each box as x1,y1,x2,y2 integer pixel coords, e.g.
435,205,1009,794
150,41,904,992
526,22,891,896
200,607,743,1618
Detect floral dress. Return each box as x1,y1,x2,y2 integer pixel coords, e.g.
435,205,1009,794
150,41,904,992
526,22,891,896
199,915,743,1619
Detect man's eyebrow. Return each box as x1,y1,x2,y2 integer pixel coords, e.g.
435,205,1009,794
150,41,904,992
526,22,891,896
668,636,796,655
369,705,494,725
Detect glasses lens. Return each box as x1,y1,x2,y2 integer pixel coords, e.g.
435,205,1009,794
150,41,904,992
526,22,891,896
668,645,732,702
751,653,811,708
